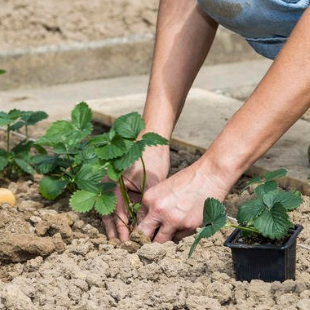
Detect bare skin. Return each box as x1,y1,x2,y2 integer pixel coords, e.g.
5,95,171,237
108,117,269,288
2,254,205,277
103,0,310,242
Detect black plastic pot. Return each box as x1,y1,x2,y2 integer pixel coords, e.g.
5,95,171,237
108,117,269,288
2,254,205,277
224,224,303,282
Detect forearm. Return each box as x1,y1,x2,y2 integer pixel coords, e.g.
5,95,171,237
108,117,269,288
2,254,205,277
200,7,310,189
143,0,218,139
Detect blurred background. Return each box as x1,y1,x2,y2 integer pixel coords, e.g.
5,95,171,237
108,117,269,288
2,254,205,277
0,0,273,121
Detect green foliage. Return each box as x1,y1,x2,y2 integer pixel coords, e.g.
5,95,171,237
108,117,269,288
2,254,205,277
0,70,5,75
189,198,227,257
0,109,48,179
36,103,169,228
189,169,303,257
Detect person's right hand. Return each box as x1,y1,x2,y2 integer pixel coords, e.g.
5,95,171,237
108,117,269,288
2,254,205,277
102,144,170,242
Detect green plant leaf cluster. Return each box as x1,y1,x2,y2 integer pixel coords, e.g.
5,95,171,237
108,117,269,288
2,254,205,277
35,104,169,224
0,109,48,179
189,169,303,257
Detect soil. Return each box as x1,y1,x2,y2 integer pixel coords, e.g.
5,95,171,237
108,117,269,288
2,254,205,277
1,128,310,309
0,0,159,52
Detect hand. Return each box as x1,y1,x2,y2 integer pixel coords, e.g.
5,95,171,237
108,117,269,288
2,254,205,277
137,158,232,243
102,145,170,242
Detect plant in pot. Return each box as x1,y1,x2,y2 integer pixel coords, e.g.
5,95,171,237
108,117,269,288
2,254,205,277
189,169,303,282
35,102,169,232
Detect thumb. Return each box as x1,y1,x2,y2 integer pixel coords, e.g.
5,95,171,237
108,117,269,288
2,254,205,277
137,213,161,239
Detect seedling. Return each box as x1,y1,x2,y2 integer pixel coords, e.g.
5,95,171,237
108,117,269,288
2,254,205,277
189,169,303,257
35,102,168,230
0,109,48,179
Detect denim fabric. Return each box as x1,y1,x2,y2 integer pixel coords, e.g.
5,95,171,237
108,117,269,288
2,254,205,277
197,0,310,59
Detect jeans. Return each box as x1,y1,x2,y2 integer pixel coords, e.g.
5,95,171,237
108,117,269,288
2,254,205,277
197,0,309,59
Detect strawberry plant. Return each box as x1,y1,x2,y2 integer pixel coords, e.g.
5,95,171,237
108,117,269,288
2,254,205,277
35,102,168,230
0,109,48,179
189,169,303,257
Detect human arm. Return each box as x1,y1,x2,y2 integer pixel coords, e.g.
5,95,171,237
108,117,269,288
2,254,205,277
102,0,218,241
138,6,310,242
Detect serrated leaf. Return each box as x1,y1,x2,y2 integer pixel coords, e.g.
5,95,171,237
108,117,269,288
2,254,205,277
70,190,97,213
114,140,145,171
237,199,265,224
32,155,58,174
272,190,303,211
71,102,93,134
10,121,25,131
14,154,35,175
96,136,127,160
189,198,227,257
36,120,88,153
253,203,294,239
114,112,145,139
93,192,117,215
141,132,169,147
22,111,48,126
107,164,122,181
264,169,287,181
255,181,278,201
40,176,70,200
75,164,107,193
11,140,33,154
88,133,110,146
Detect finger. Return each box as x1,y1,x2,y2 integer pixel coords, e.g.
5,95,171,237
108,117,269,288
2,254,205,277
137,214,161,239
173,229,195,242
153,225,177,243
102,215,118,239
115,212,129,242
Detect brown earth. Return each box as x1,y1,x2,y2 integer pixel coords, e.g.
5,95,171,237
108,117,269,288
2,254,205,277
0,146,310,309
0,0,159,51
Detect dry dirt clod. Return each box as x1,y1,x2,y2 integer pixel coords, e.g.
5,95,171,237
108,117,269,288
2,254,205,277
130,229,151,246
138,243,167,264
121,241,140,253
0,233,65,263
108,238,121,248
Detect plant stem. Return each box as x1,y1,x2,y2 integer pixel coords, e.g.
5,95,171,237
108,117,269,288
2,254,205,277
226,223,258,234
119,175,133,218
6,125,10,152
115,211,129,228
140,156,146,204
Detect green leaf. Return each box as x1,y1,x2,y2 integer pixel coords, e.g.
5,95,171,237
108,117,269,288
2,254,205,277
253,203,294,239
114,140,145,171
11,140,33,154
114,112,145,139
107,164,122,181
0,69,6,75
36,120,87,150
255,181,278,201
264,169,287,181
10,121,25,131
272,190,303,211
189,198,227,257
245,176,262,188
0,110,22,127
71,102,93,134
70,190,97,213
32,155,59,174
22,111,48,126
93,192,117,215
0,150,9,171
88,133,110,146
96,136,127,160
141,132,169,147
75,164,107,193
237,199,265,224
40,176,70,200
14,158,35,175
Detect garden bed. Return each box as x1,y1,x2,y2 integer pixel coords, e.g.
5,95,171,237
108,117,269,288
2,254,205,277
1,125,310,309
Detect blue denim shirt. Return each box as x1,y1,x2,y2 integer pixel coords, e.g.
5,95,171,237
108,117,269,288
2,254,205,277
197,0,309,59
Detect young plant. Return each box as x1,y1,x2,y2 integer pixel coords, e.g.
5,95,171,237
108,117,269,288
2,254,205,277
189,169,303,257
0,109,48,179
35,102,169,231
